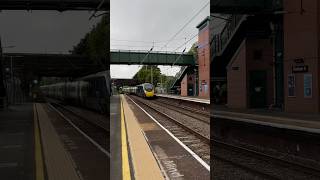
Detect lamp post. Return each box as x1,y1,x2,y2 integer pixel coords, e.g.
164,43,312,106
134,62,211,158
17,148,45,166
1,46,17,105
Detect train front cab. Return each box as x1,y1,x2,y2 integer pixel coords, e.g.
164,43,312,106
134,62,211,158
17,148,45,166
137,83,154,98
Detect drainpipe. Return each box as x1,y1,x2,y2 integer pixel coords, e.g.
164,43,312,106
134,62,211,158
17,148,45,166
273,16,284,109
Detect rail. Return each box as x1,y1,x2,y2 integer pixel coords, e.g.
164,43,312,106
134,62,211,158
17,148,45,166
211,15,246,58
169,66,188,89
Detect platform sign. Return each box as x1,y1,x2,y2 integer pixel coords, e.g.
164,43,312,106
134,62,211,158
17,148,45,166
288,74,295,97
304,74,312,98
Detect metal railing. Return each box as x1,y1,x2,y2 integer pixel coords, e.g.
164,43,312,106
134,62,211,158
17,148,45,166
110,49,187,55
170,66,188,88
212,15,246,58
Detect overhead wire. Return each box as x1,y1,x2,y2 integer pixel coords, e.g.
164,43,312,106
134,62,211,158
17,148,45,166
110,37,187,44
158,1,210,51
161,18,229,76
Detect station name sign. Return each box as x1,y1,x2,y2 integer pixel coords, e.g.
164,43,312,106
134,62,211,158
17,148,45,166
292,58,308,73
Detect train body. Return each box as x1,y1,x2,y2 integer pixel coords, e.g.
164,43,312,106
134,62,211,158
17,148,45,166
40,71,110,113
122,83,155,98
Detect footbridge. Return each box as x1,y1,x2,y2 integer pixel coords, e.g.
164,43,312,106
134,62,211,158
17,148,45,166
110,50,196,66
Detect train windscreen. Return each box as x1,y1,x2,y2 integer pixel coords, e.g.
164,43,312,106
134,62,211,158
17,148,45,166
144,84,153,92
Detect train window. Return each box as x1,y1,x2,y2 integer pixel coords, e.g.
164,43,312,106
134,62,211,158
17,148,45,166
144,84,153,92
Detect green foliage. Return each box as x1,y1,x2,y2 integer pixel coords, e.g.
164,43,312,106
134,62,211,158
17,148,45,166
133,65,178,91
70,15,109,62
187,42,198,61
133,65,161,85
163,75,175,89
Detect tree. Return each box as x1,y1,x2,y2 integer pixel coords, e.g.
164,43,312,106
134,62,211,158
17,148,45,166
70,15,109,64
188,42,198,60
133,65,161,85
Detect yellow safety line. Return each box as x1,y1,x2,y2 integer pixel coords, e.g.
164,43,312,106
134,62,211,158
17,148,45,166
33,104,45,180
121,98,132,180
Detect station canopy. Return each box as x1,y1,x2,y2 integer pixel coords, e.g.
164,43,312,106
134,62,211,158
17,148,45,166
0,0,109,11
211,0,282,14
2,53,107,77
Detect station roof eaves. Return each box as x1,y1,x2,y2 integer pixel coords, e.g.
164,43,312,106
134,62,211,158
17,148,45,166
196,16,210,29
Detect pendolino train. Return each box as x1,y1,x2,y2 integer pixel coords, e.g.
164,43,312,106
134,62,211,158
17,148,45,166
122,83,155,98
40,71,110,113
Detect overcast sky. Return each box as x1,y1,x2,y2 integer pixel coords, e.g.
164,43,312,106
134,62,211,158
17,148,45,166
0,11,101,54
110,0,210,79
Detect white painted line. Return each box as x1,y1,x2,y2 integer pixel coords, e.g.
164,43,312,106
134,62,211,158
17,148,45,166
127,96,210,171
48,104,110,158
213,114,320,134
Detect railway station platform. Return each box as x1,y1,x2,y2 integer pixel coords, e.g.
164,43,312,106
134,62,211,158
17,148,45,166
110,95,122,180
0,104,35,180
212,105,320,133
155,93,210,104
34,102,109,180
120,95,210,180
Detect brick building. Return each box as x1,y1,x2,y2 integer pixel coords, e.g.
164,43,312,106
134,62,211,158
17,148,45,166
179,17,211,99
283,0,320,113
227,38,274,109
211,0,320,113
180,74,195,96
196,17,211,99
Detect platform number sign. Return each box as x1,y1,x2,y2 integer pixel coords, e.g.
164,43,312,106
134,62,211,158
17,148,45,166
288,74,295,97
304,74,312,98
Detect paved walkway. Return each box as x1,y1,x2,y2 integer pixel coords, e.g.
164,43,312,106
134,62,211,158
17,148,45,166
0,104,35,180
156,94,210,104
36,103,80,180
124,95,210,179
121,95,164,180
110,95,122,180
213,105,320,133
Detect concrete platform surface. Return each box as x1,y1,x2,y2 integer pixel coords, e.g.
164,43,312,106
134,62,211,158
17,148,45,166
110,95,122,180
121,95,164,180
123,95,210,180
156,94,210,104
213,105,320,133
35,103,80,180
0,104,35,180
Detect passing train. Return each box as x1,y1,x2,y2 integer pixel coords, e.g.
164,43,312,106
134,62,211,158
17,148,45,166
122,83,155,98
40,71,110,113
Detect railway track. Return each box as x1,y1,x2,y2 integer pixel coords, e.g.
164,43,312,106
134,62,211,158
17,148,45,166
127,95,210,165
213,139,320,179
152,98,210,124
155,97,210,114
48,102,110,157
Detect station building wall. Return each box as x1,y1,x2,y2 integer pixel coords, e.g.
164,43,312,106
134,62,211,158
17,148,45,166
181,75,188,96
227,38,274,109
180,74,195,96
283,0,320,113
197,19,210,99
227,40,247,108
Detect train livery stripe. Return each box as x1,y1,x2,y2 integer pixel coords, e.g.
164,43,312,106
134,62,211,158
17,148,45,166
34,103,45,180
121,99,132,180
